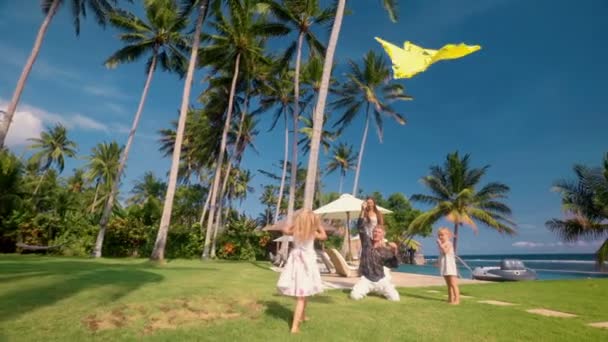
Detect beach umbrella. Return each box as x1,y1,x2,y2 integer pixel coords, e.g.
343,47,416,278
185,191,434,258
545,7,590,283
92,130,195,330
313,194,392,219
273,236,294,242
262,209,337,233
313,194,393,260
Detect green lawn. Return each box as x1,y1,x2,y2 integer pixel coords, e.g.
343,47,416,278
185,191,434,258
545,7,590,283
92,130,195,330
1,255,607,341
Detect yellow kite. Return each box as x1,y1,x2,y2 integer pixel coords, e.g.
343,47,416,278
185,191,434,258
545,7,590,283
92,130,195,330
375,37,481,79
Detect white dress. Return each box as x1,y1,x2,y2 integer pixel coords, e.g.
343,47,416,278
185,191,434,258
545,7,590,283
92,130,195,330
363,216,378,236
439,250,458,276
277,238,324,297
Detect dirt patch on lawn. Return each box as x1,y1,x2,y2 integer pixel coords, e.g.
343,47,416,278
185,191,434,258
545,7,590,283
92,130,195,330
83,297,263,335
525,308,577,318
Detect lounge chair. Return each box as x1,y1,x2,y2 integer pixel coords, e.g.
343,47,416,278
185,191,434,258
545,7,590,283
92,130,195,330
327,248,359,277
317,250,336,274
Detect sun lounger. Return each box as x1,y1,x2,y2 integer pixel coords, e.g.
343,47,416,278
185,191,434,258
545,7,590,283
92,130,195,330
327,248,359,277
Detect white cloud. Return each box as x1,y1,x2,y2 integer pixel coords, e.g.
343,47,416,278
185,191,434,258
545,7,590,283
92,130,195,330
83,85,130,100
0,42,80,82
105,103,128,115
71,114,108,131
2,108,44,147
0,43,129,101
0,98,110,146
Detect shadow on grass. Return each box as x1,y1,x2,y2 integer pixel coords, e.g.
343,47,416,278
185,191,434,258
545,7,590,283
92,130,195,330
403,293,446,303
0,259,165,323
260,300,292,327
249,261,273,271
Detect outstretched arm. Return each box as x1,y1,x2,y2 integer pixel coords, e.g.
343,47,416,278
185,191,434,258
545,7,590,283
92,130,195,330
282,225,294,236
358,203,371,248
315,224,327,241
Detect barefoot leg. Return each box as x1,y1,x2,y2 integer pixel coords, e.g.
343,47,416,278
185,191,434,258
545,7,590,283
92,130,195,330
452,277,460,304
291,297,305,333
443,276,452,303
301,298,309,322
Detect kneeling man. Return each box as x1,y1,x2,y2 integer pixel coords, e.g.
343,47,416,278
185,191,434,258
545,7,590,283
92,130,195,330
350,207,401,301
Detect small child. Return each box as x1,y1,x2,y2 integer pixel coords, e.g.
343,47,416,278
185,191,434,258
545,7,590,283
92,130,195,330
436,227,460,304
276,209,327,333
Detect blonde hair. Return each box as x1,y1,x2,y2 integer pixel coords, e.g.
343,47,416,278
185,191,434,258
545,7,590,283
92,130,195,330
293,209,320,242
437,227,453,238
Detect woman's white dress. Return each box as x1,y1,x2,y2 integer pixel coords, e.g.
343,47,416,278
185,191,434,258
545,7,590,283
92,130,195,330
277,238,324,297
363,216,378,236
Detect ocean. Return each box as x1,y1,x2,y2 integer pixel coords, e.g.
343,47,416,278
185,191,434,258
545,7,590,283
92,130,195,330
396,253,608,280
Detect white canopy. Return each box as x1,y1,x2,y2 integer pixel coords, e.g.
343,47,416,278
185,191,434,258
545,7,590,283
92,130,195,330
313,193,393,220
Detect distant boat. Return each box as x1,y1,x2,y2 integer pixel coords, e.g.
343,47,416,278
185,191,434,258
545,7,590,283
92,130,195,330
472,259,538,281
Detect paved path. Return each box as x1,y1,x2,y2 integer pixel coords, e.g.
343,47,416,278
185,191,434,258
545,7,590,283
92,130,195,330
321,272,486,289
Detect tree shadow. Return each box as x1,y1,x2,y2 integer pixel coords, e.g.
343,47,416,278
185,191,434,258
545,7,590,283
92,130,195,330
249,261,273,271
0,260,164,323
259,300,292,327
403,293,446,302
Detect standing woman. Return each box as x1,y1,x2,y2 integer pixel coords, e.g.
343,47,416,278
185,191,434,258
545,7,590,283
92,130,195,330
362,197,384,236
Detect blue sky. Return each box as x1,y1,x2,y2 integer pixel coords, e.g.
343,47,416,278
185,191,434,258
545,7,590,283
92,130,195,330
1,0,607,255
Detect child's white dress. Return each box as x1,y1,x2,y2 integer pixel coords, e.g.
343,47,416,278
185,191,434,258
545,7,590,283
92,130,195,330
277,238,324,297
439,249,458,276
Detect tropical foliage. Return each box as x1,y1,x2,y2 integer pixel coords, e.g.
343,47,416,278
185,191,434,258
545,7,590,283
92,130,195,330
546,153,608,268
12,0,601,266
410,152,516,253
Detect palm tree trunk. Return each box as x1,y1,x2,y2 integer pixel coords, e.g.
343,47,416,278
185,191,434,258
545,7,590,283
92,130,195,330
202,53,241,259
453,222,460,254
90,180,100,213
302,0,346,209
286,32,305,222
352,105,370,195
315,166,322,207
151,3,208,261
0,0,60,148
274,113,289,223
33,169,48,195
210,87,250,258
92,52,158,258
198,186,212,233
338,171,344,194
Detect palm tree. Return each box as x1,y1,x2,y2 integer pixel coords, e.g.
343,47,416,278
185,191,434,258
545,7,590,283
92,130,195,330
263,0,333,222
28,123,77,195
326,142,356,194
129,171,167,206
0,0,128,148
199,0,288,259
258,67,294,223
410,152,516,253
333,51,412,195
93,0,189,258
302,0,400,209
546,153,608,269
151,0,212,261
85,141,123,213
302,0,345,209
298,113,336,155
67,169,86,193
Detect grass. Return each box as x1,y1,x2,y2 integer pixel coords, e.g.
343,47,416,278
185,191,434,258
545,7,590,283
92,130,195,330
0,255,607,341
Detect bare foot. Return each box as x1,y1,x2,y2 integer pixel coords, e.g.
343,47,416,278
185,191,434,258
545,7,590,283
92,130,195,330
290,328,300,334
449,301,460,305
